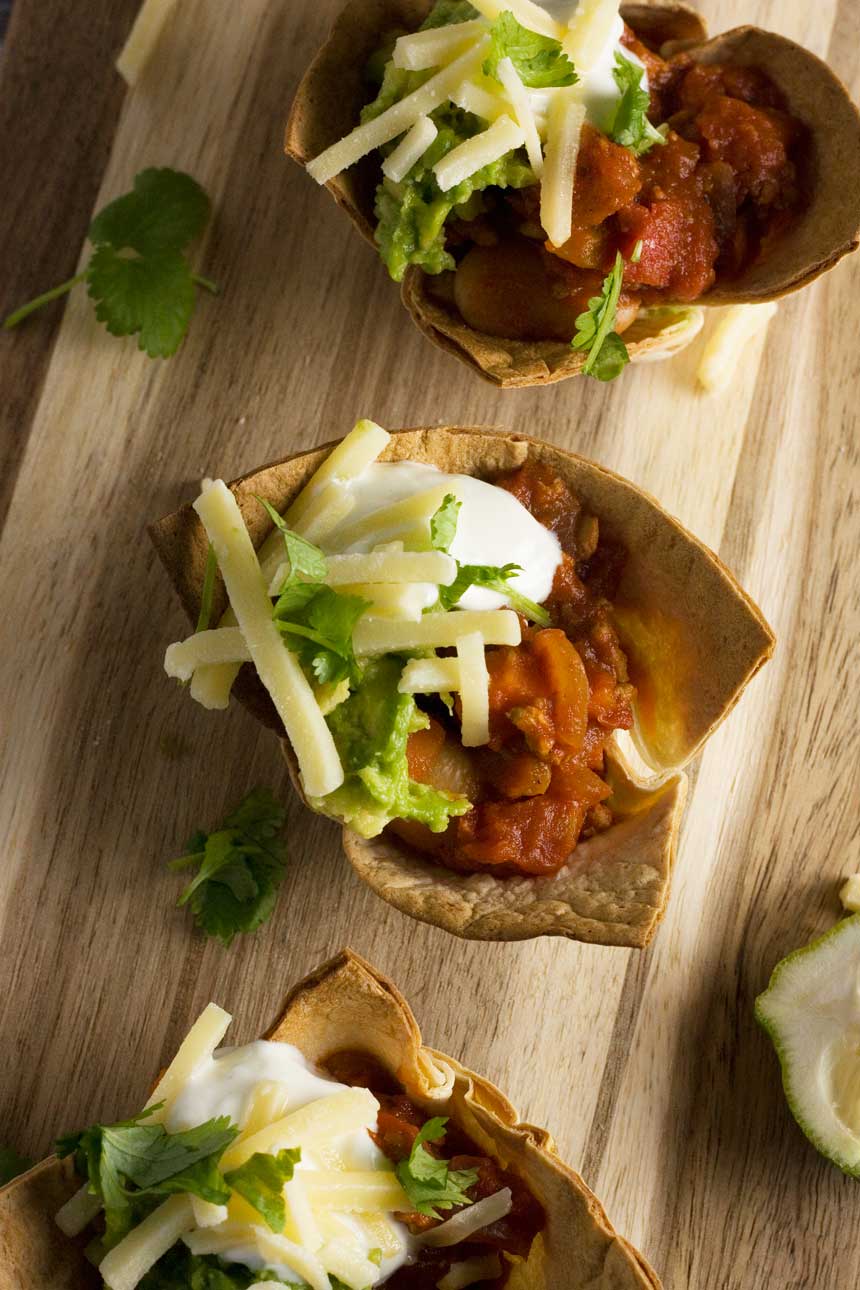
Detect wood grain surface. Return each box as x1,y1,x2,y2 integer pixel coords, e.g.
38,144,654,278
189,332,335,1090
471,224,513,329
0,1,858,1287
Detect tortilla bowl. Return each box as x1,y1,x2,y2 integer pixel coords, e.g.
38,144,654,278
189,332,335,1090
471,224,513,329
150,425,773,947
0,950,661,1289
285,0,860,387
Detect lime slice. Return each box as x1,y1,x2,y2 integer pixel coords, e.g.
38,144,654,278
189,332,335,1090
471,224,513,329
756,914,860,1174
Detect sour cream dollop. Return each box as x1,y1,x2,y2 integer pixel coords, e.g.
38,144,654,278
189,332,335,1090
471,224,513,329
166,1040,410,1285
325,461,562,612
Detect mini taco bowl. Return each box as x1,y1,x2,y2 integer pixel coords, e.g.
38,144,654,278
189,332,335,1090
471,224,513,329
0,950,661,1289
150,425,774,948
285,0,860,387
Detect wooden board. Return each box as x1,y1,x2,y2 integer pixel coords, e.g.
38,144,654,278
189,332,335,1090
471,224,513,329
0,1,858,1285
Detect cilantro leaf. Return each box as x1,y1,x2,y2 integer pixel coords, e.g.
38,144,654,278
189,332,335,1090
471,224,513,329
274,585,370,688
257,498,328,587
223,1147,301,1232
88,168,211,255
483,11,578,88
429,493,461,554
437,561,551,626
0,1145,31,1185
395,1117,478,1219
571,251,630,381
608,53,667,156
140,1248,287,1289
169,788,288,947
3,167,216,356
87,244,197,359
56,1107,237,1213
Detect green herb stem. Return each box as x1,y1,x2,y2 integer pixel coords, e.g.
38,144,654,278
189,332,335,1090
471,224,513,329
192,274,220,295
3,271,87,330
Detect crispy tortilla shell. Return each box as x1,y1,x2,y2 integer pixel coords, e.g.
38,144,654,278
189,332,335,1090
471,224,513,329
0,951,660,1288
285,0,860,386
150,426,773,946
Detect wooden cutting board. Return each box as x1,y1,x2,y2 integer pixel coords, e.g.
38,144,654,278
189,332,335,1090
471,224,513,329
0,0,858,1285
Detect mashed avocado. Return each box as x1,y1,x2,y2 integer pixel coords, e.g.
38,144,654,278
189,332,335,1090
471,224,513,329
362,1,535,281
309,657,470,838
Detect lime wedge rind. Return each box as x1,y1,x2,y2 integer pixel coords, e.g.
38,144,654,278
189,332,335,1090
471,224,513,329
755,913,860,1176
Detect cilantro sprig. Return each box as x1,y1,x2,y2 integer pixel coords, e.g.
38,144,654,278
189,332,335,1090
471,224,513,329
608,54,667,157
483,11,578,88
259,499,369,687
396,1117,478,1219
169,788,288,947
4,168,217,357
224,1148,301,1232
571,251,630,381
429,494,551,625
56,1104,238,1253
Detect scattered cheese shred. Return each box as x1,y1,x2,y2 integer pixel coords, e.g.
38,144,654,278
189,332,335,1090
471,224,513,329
303,1170,410,1212
307,45,487,185
541,90,586,247
495,57,544,176
286,419,390,531
697,303,778,394
354,609,520,656
382,115,439,182
254,1229,332,1290
392,20,486,71
190,1198,228,1228
194,480,343,798
563,0,621,71
220,1087,378,1171
450,78,507,122
283,1175,323,1252
115,0,179,86
840,875,860,912
338,582,431,622
470,0,564,41
239,1081,292,1139
55,1184,102,1237
164,628,249,681
295,481,356,546
331,485,453,550
326,549,456,586
189,660,238,710
457,632,490,746
100,1195,194,1290
144,1003,231,1120
398,656,462,693
320,1237,381,1289
433,113,525,192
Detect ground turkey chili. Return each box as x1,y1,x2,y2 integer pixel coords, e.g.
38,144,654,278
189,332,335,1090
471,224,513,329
392,461,635,877
448,23,807,340
323,1050,545,1288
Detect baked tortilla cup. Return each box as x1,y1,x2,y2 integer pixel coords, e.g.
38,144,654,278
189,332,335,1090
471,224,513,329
150,426,773,947
285,1,860,387
0,950,661,1289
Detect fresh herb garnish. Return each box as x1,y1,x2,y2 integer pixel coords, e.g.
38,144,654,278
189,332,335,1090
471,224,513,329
608,54,667,156
3,168,217,357
56,1106,238,1214
169,788,288,947
429,493,461,555
195,544,219,634
0,1145,31,1185
571,251,630,381
429,496,551,624
483,11,578,88
395,1117,478,1219
258,498,329,587
224,1148,301,1233
438,562,550,625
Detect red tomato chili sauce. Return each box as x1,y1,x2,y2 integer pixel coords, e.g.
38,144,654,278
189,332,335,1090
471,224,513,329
322,1050,544,1287
392,461,635,878
448,24,806,339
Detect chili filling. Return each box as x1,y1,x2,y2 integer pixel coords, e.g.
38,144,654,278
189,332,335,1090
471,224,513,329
323,1050,544,1288
444,23,806,340
390,461,634,878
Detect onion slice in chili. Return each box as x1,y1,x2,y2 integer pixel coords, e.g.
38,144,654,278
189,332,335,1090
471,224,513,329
417,1187,512,1247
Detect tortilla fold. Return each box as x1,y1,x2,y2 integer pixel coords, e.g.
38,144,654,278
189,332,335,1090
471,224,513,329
150,426,774,947
285,0,860,387
0,950,661,1288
